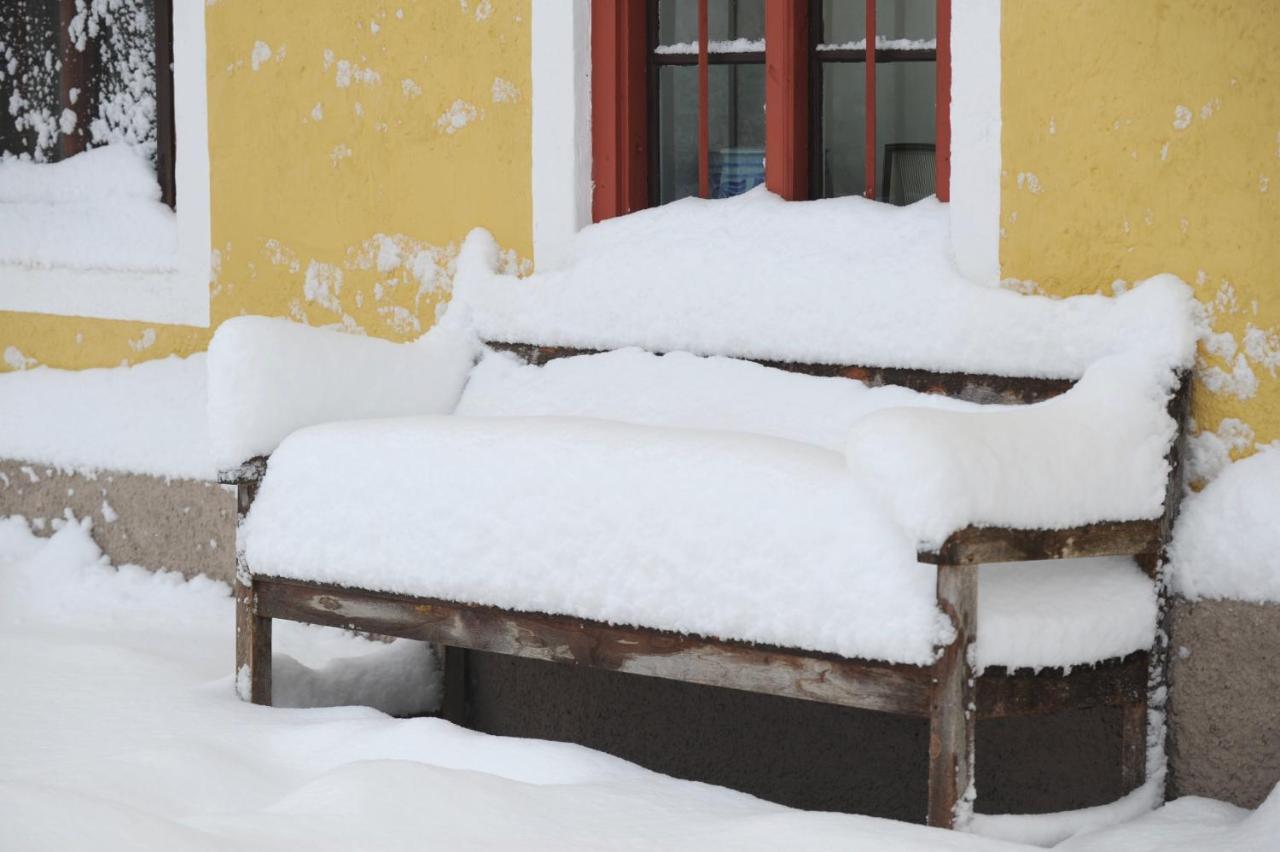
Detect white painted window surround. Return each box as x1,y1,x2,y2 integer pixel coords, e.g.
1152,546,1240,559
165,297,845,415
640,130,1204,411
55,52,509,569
0,2,211,327
529,1,1001,286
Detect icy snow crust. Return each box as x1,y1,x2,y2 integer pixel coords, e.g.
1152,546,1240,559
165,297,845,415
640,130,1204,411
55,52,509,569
1170,446,1280,603
454,188,1199,380
0,145,177,271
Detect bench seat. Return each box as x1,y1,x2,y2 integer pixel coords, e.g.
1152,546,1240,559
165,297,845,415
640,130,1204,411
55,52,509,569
244,413,1157,670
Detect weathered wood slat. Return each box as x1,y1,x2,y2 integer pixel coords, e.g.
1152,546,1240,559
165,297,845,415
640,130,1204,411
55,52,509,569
235,580,272,705
254,576,934,717
928,563,977,829
1119,698,1148,793
977,652,1147,718
918,520,1164,566
485,341,1076,404
441,646,469,725
250,576,1149,721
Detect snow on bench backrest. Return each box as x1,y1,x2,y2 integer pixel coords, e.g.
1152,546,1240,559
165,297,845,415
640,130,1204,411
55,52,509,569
452,187,1199,381
451,188,1201,544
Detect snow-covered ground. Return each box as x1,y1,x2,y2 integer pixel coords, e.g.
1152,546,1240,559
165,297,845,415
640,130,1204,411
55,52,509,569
2,515,1276,851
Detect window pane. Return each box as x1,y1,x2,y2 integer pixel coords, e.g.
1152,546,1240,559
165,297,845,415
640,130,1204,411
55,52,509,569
708,63,764,198
875,0,936,44
656,64,699,204
875,60,936,204
0,0,156,162
657,0,764,49
820,0,867,48
0,0,61,160
818,62,867,199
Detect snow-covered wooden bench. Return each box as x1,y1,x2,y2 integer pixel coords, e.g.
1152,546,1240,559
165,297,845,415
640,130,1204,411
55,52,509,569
212,193,1199,828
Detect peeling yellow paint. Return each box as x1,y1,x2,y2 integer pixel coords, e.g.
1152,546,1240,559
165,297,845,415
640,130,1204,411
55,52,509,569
1002,0,1280,450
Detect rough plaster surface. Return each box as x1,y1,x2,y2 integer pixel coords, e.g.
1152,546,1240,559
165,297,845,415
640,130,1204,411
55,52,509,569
0,458,235,583
1168,598,1280,808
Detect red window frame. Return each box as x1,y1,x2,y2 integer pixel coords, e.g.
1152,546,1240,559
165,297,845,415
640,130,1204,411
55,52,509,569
591,0,950,221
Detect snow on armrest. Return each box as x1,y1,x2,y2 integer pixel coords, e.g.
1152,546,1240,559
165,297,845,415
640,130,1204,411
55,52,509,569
845,355,1180,551
207,315,478,472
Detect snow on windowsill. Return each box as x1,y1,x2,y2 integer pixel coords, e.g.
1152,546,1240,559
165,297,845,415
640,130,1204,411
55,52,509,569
0,145,178,274
653,37,765,55
816,37,937,52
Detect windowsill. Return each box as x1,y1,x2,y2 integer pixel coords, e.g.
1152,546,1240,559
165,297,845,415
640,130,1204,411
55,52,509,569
0,264,209,327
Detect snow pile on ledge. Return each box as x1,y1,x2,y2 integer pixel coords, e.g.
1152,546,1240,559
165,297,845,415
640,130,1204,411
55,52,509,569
1170,446,1280,603
207,316,478,470
454,188,1200,380
0,145,178,272
0,354,214,480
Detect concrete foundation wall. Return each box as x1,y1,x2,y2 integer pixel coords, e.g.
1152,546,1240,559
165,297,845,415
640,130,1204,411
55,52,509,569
3,461,1276,814
1168,599,1280,808
0,460,235,584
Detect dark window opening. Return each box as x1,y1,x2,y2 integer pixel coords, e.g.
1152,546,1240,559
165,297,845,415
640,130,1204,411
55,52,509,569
0,0,175,207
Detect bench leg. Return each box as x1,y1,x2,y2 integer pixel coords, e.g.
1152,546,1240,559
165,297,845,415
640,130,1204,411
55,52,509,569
440,645,469,725
235,577,272,705
1120,695,1147,792
928,562,977,829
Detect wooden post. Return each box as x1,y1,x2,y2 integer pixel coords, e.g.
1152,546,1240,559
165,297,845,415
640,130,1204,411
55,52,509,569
440,645,469,725
1120,698,1147,792
928,562,977,829
233,477,271,705
235,575,272,705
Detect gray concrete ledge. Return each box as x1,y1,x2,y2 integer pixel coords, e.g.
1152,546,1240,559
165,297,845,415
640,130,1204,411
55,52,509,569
1168,597,1280,808
0,458,235,584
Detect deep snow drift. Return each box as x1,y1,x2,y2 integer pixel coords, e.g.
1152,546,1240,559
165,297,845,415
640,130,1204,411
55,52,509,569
2,516,1275,851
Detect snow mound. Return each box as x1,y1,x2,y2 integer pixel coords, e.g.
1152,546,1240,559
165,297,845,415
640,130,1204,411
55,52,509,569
1170,446,1280,603
207,315,479,471
453,188,1200,380
0,353,215,480
1056,782,1280,852
0,145,177,271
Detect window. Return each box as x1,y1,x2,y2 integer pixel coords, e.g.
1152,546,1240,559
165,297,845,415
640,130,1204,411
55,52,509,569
0,0,175,206
0,0,208,328
591,0,950,219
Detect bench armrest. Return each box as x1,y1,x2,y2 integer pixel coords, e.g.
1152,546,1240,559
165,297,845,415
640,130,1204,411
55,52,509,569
209,316,478,474
845,356,1183,552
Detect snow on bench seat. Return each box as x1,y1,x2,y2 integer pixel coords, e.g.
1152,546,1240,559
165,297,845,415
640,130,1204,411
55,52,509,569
243,413,1156,670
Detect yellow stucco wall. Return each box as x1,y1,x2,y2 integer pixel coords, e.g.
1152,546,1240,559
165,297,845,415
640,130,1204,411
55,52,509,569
0,0,531,370
1002,0,1280,449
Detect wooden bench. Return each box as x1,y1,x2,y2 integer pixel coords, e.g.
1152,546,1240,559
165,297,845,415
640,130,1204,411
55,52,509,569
225,342,1189,829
